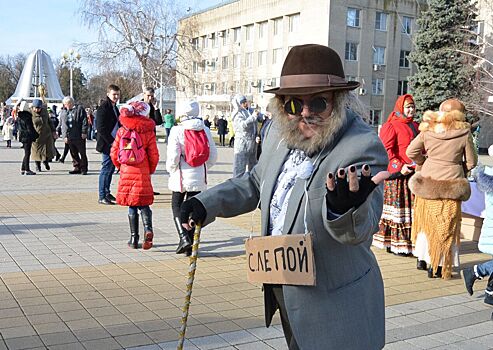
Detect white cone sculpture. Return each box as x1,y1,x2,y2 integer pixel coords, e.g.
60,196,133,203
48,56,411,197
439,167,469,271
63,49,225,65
7,49,64,104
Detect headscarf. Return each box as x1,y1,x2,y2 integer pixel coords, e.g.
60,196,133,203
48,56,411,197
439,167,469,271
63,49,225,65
386,94,415,123
119,101,151,118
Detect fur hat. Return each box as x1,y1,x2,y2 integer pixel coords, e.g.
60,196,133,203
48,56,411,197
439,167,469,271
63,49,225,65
264,44,360,95
439,98,465,113
119,101,150,117
177,100,200,119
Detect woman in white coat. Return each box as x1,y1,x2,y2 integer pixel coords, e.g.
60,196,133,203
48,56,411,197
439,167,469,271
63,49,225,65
166,100,217,255
2,115,14,148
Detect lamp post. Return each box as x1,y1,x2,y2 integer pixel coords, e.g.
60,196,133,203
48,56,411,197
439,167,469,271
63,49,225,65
61,48,81,98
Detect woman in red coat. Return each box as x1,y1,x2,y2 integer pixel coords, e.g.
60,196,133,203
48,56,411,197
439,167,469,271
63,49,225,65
373,94,421,261
111,101,159,250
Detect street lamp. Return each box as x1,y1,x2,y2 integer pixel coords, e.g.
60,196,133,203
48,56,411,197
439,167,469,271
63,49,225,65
61,48,81,98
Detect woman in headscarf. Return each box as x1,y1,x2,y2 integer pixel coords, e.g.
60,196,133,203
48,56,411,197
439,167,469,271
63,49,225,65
373,95,420,261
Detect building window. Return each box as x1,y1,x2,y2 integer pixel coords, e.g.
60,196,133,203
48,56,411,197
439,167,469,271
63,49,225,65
220,30,228,45
245,52,253,68
273,17,282,36
373,46,385,65
398,81,409,95
233,27,241,43
288,13,300,32
221,83,228,95
233,54,240,68
202,36,207,49
192,61,198,73
245,24,254,41
345,42,358,61
258,21,267,39
347,8,360,27
201,59,206,72
372,79,384,95
206,59,216,72
258,51,267,66
191,38,199,49
401,16,412,34
399,50,410,68
222,56,229,70
369,110,381,126
273,48,282,64
375,12,387,31
346,75,357,82
271,77,278,87
210,33,217,48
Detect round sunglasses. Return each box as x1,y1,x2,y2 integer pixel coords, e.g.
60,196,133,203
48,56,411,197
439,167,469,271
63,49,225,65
283,97,329,116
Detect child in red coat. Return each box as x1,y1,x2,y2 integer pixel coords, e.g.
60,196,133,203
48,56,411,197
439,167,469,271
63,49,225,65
111,102,160,249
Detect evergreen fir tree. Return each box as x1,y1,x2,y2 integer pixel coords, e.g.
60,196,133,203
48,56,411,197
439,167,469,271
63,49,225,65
409,0,481,117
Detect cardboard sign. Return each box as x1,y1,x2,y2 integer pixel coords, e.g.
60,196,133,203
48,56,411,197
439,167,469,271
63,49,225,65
245,233,316,286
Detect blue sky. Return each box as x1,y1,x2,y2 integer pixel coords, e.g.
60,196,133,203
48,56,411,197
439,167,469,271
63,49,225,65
0,0,224,72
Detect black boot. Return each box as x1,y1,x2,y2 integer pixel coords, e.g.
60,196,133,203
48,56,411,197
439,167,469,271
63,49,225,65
35,161,42,172
141,208,154,250
128,213,139,249
428,266,442,278
174,217,192,254
485,274,493,306
463,266,480,295
417,259,427,271
185,229,195,257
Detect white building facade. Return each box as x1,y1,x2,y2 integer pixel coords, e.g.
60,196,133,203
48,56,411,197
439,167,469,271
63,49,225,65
176,0,425,124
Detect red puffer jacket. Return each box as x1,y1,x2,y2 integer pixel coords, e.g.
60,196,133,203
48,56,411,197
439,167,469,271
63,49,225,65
110,115,159,207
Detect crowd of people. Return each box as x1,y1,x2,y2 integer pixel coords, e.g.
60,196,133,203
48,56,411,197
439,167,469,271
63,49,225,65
1,42,491,348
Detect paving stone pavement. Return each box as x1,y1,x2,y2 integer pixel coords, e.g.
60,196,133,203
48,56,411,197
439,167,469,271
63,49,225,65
0,139,492,349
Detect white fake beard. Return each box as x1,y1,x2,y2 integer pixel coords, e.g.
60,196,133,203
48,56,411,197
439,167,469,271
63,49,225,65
277,109,345,156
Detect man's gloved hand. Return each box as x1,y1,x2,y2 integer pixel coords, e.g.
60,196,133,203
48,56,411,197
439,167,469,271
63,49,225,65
180,197,207,230
325,164,390,215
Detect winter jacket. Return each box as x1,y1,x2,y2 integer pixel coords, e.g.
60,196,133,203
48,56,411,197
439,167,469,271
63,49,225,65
2,117,14,141
17,111,38,143
31,106,55,161
166,117,218,192
60,105,88,140
232,98,258,155
164,113,175,128
476,165,493,255
216,118,228,135
110,115,159,207
96,97,119,154
407,109,477,201
379,94,419,173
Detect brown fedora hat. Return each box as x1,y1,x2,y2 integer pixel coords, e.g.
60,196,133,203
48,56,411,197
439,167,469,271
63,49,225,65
264,44,360,95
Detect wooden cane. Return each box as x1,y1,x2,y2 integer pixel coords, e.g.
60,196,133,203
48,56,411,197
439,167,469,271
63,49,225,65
177,223,202,350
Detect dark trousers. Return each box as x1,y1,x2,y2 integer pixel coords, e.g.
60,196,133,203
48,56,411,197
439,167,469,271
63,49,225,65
219,134,225,146
68,139,88,172
166,128,172,143
61,143,70,161
21,141,32,171
171,191,200,218
7,140,11,148
271,285,300,350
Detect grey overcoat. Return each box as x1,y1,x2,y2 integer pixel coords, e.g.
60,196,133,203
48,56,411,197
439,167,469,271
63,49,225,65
197,112,388,350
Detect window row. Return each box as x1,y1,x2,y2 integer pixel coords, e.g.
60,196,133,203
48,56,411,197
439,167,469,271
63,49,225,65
345,43,410,68
347,7,413,34
192,13,300,50
192,49,284,73
199,78,279,95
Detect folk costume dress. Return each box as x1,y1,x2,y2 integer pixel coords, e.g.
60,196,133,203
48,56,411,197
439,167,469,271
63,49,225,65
407,109,477,278
372,94,419,254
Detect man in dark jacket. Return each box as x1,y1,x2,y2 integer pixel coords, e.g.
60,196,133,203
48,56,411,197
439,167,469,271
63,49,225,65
96,84,120,204
60,96,88,175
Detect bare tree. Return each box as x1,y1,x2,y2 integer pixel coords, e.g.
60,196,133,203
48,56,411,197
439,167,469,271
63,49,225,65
0,54,27,102
77,0,192,90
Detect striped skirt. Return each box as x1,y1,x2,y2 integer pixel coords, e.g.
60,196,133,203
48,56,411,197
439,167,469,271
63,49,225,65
373,175,414,254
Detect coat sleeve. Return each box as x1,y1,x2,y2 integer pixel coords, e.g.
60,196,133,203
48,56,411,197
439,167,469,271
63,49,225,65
406,133,426,165
464,132,478,171
60,112,67,139
379,122,402,171
110,129,121,168
80,107,88,135
233,112,257,131
166,127,182,173
205,127,218,168
146,132,160,174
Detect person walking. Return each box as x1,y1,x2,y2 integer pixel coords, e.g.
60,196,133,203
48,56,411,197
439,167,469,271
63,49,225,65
59,96,89,175
110,101,159,250
407,98,477,279
166,100,217,256
164,109,175,143
16,101,38,175
2,115,14,148
96,84,120,205
372,94,419,259
216,113,228,146
180,44,389,350
31,99,55,172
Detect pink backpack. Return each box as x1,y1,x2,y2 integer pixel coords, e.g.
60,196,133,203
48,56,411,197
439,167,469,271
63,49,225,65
118,128,145,165
184,129,210,167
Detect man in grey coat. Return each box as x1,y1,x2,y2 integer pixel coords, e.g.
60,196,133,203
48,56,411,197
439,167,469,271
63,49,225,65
60,96,88,175
181,44,389,350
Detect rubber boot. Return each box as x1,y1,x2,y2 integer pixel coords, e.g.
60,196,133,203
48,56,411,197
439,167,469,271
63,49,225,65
174,217,192,254
128,213,139,249
141,207,154,250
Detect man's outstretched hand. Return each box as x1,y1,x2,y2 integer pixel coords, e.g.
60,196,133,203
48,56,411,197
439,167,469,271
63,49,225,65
180,198,207,230
325,164,390,215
